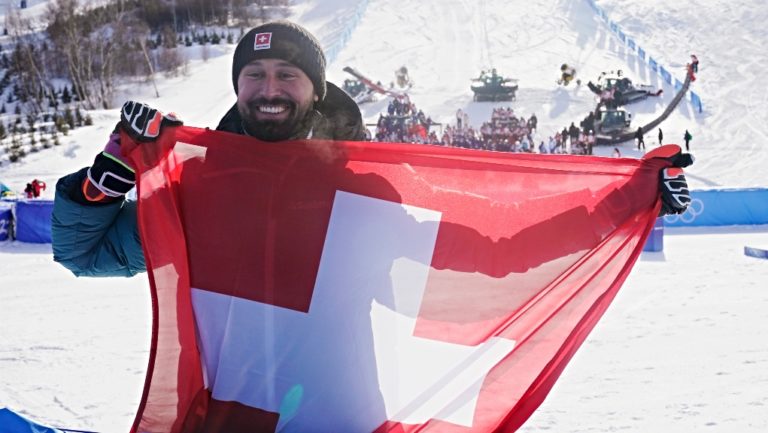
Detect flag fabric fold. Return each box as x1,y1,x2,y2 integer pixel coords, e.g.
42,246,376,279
127,126,670,433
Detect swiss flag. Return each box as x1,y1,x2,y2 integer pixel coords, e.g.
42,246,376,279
126,126,672,432
253,32,272,50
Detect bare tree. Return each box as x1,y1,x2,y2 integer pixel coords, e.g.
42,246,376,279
125,17,160,97
45,0,97,108
45,0,125,109
5,7,49,114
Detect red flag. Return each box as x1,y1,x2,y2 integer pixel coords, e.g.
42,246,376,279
127,126,671,433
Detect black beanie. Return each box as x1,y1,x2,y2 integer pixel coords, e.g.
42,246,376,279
232,21,327,101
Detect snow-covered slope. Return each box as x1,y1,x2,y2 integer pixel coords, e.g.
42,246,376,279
1,0,767,190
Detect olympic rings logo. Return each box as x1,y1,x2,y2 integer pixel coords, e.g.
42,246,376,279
664,197,704,224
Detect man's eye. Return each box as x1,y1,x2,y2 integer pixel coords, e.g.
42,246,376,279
279,72,297,80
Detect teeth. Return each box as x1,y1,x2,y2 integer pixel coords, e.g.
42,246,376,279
259,105,287,114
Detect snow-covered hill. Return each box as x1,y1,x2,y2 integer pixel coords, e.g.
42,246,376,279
1,0,767,191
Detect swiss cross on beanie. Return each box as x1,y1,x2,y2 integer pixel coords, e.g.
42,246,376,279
232,21,327,101
254,32,272,49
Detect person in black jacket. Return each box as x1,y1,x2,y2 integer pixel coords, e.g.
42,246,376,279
635,126,645,150
568,122,580,148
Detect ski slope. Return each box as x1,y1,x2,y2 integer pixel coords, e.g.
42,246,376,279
1,0,768,431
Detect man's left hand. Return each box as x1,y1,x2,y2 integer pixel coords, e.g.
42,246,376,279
644,144,694,216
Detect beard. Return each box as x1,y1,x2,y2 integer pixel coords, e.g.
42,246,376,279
238,97,314,142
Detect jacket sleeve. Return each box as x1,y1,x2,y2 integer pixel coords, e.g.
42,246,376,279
51,168,146,277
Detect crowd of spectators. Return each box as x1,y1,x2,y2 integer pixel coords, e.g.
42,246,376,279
373,96,440,144
438,107,538,152
371,97,599,156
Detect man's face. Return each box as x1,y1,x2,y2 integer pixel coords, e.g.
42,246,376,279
237,59,318,141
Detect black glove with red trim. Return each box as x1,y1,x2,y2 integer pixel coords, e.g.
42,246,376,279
120,100,182,142
644,145,694,216
659,167,691,216
81,101,182,203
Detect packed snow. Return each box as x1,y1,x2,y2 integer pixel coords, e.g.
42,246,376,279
1,0,767,431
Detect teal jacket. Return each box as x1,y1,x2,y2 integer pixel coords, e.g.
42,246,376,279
52,168,145,277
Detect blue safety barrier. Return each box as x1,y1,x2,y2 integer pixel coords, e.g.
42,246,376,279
14,200,54,243
663,188,768,227
744,246,768,259
0,205,11,241
643,218,664,252
3,188,764,245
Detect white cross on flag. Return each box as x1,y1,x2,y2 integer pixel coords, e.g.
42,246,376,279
125,126,675,432
253,32,272,50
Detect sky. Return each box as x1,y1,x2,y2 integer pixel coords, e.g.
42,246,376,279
1,0,767,431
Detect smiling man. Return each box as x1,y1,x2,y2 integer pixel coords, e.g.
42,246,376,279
52,21,368,278
216,21,366,142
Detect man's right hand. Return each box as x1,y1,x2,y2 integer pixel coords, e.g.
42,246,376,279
82,101,182,202
121,101,182,142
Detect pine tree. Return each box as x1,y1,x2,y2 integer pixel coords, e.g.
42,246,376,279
61,86,71,104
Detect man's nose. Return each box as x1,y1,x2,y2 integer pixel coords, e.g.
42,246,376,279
260,75,283,99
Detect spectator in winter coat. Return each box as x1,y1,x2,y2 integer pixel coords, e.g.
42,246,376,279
568,122,579,146
684,129,692,151
520,135,531,153
635,126,645,151
32,179,46,198
690,54,699,73
527,113,537,132
658,128,663,146
585,131,595,155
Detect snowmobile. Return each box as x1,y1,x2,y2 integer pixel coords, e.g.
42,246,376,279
342,78,366,98
593,104,632,138
593,57,695,146
470,69,518,102
556,64,581,86
587,70,662,106
342,78,378,104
